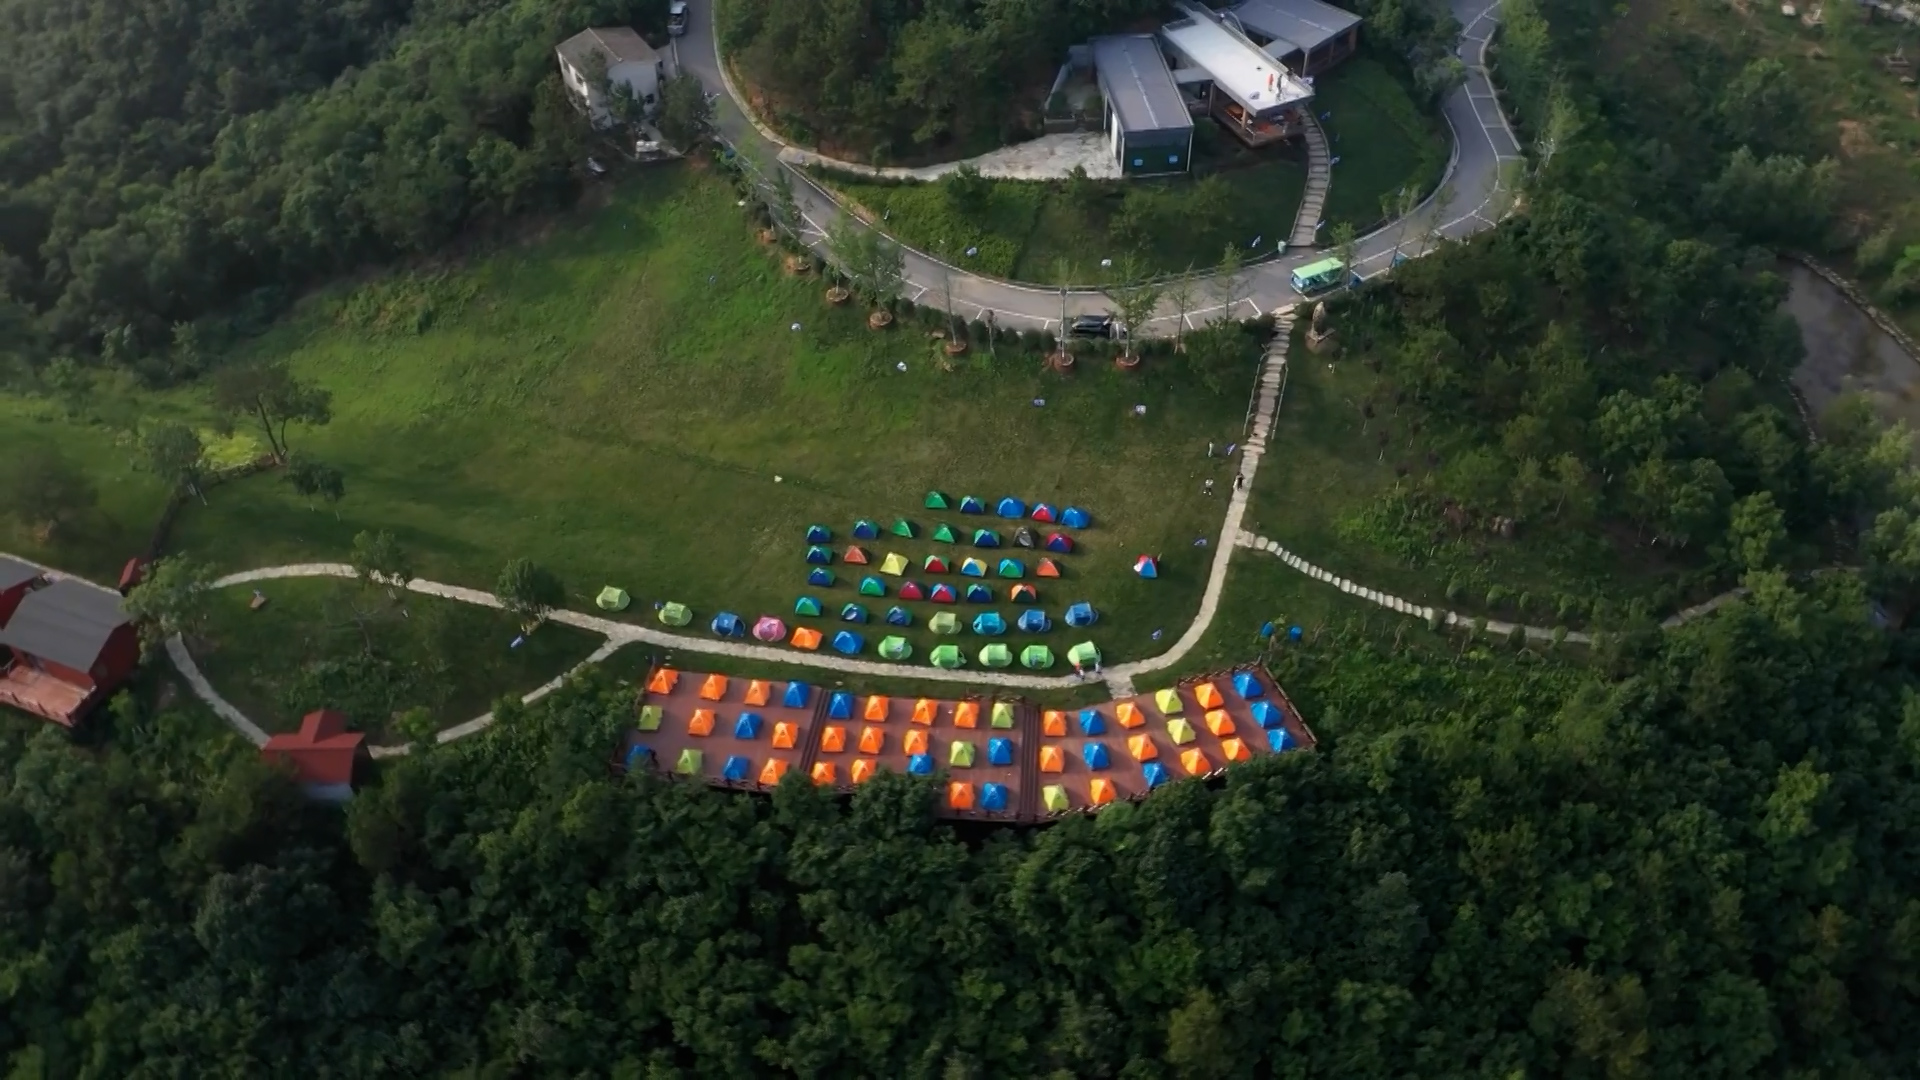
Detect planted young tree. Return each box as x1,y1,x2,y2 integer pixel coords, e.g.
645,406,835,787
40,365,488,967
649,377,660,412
827,220,904,306
770,165,804,241
1331,222,1360,294
1,446,96,537
285,456,346,513
1107,257,1163,363
211,364,332,462
140,422,206,501
497,558,565,625
1165,271,1199,353
1210,243,1248,326
351,530,414,592
123,555,217,650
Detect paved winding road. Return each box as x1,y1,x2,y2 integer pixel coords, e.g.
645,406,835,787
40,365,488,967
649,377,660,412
675,0,1523,334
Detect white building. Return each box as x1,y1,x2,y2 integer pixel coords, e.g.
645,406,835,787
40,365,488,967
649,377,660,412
556,27,664,128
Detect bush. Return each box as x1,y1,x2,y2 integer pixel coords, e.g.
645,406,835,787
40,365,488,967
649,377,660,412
968,319,989,342
1445,577,1465,602
1486,584,1507,610
1515,591,1532,615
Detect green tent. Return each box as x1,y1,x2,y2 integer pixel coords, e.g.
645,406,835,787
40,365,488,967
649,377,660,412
1068,641,1101,667
1166,717,1197,745
596,586,631,611
658,602,693,627
859,577,886,597
978,643,1013,668
878,635,913,660
991,701,1016,728
674,748,703,776
891,519,918,538
637,704,663,731
1020,644,1054,669
930,644,965,669
933,523,958,543
996,558,1024,579
1042,784,1071,812
795,596,823,617
929,611,961,635
925,491,951,509
949,740,977,767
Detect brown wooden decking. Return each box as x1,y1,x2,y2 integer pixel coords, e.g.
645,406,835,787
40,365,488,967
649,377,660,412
0,664,91,726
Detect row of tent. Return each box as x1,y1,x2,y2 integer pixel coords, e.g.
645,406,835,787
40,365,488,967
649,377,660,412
809,567,1064,593
796,583,1051,609
924,493,1093,529
672,599,1099,646
817,552,1067,577
805,528,1072,562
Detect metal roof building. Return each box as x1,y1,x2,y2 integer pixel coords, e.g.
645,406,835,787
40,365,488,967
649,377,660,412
1090,35,1195,175
1227,0,1363,76
1160,2,1313,121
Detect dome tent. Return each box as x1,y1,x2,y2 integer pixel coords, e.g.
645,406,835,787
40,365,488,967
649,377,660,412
995,496,1026,518
1031,503,1057,523
1037,558,1063,578
790,626,823,650
1009,583,1039,603
878,635,913,660
964,583,993,604
885,606,913,627
1065,602,1098,627
1082,742,1111,770
1068,641,1101,668
806,546,833,565
891,519,918,538
1250,700,1283,729
852,519,880,539
596,587,631,612
782,681,812,708
827,691,855,719
753,616,787,641
732,713,763,740
1268,727,1296,752
899,580,928,600
929,612,962,635
710,612,744,637
1020,644,1054,669
979,783,1009,811
929,583,958,603
996,558,1024,578
978,643,1013,668
1143,762,1171,789
1013,527,1036,549
1017,609,1052,632
658,602,693,627
794,596,823,617
859,576,887,597
1060,507,1092,529
923,554,950,573
839,603,869,623
925,491,951,509
960,557,989,577
843,545,870,565
958,495,987,514
807,567,835,587
972,529,1001,549
805,524,832,543
722,755,751,782
987,738,1015,766
972,611,1007,635
1042,784,1070,812
1233,671,1265,699
930,644,965,669
1133,555,1159,579
1078,709,1106,736
933,523,959,543
1044,532,1074,553
879,552,911,576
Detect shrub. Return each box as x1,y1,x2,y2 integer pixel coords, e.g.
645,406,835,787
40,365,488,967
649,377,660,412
1515,590,1532,615
1445,577,1465,602
968,319,989,342
1486,584,1507,610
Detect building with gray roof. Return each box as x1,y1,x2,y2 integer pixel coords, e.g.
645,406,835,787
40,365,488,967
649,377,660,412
1090,35,1195,175
1227,0,1363,76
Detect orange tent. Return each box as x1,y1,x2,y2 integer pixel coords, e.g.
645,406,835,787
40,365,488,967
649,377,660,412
912,699,938,725
646,667,679,694
688,709,716,736
811,761,837,785
744,680,772,706
850,758,878,784
858,726,885,754
1089,777,1118,805
820,725,847,753
772,721,800,749
1115,702,1145,729
1036,558,1062,578
760,758,791,784
1042,710,1068,737
903,729,930,756
1204,709,1235,737
1039,745,1066,773
1181,748,1211,775
1128,734,1158,762
948,781,976,809
843,545,870,565
953,702,980,728
790,627,823,650
864,695,890,721
1195,682,1224,710
699,674,728,701
1220,737,1252,762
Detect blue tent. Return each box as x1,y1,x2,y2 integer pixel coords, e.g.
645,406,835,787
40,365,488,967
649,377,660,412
996,496,1026,518
907,753,935,776
972,611,1007,635
1268,727,1296,752
1077,708,1106,736
733,713,764,739
980,782,1010,811
886,606,913,627
964,584,993,604
711,612,744,637
1017,609,1052,633
988,737,1015,766
1065,602,1098,627
996,558,1024,578
1061,506,1092,529
806,545,834,565
1082,742,1111,770
1044,533,1074,553
827,691,855,719
1250,700,1283,729
624,743,653,770
807,567,835,587
832,630,865,655
1143,762,1171,789
852,519,880,539
972,529,1001,548
1133,555,1159,579
840,602,869,623
783,682,812,709
805,524,832,544
959,495,987,514
1233,671,1265,699
722,755,752,781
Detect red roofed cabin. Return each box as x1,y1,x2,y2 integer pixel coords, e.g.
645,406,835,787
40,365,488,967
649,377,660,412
261,710,368,801
0,560,140,727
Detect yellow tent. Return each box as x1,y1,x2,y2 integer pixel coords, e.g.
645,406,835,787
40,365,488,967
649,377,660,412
879,552,911,576
1166,717,1197,745
1153,688,1182,714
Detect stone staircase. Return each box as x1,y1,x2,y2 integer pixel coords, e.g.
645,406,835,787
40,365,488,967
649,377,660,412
1288,112,1331,250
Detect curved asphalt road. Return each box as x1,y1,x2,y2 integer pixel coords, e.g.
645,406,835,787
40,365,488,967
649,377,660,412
674,0,1522,335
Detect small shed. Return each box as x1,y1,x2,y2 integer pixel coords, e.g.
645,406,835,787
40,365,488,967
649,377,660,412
0,577,138,727
1090,35,1194,175
261,709,369,801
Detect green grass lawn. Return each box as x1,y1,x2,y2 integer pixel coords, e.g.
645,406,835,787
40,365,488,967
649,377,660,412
817,57,1444,285
2,163,1258,669
191,577,601,739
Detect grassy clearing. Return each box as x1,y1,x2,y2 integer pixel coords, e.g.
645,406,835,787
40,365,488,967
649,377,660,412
7,163,1256,669
191,577,600,738
1243,324,1700,628
820,58,1440,285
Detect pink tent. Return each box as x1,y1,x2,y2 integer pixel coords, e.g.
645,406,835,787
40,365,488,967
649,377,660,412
752,616,787,642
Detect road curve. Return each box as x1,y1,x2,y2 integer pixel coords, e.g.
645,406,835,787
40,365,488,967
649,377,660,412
674,0,1523,335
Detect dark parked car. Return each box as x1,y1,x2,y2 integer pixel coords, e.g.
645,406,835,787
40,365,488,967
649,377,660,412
1067,315,1117,339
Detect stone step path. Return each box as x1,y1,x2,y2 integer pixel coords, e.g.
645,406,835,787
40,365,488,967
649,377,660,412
1288,114,1332,250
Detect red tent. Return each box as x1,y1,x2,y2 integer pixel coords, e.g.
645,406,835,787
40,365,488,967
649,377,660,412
899,580,927,600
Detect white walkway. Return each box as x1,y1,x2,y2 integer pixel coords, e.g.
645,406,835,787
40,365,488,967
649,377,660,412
780,133,1122,181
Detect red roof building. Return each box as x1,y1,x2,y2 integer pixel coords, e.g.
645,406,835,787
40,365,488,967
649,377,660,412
0,566,139,728
261,710,368,801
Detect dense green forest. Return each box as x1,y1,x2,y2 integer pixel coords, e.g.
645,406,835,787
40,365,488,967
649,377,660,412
717,0,1465,163
0,0,666,377
5,573,1919,1076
